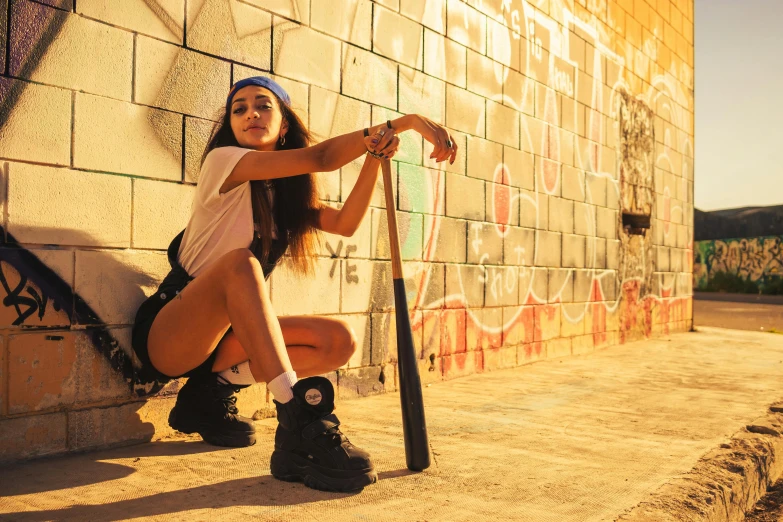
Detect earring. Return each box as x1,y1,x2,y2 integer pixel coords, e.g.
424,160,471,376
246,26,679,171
280,135,286,146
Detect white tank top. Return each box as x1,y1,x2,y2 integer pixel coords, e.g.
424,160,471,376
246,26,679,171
177,146,257,278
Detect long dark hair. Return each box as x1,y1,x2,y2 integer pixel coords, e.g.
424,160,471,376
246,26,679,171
201,98,321,275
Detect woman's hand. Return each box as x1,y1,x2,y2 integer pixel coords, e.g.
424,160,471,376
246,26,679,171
364,128,400,160
410,115,458,165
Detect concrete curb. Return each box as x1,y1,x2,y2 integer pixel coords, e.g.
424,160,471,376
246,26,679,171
617,402,783,522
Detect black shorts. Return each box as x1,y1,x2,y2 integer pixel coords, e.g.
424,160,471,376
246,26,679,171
131,265,219,385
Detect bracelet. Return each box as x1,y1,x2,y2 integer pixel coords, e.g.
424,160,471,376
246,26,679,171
367,150,385,160
363,128,369,137
386,119,392,129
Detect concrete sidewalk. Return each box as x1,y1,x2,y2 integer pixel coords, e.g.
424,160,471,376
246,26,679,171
2,327,783,522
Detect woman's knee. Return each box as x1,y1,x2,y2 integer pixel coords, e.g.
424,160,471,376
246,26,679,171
331,319,358,366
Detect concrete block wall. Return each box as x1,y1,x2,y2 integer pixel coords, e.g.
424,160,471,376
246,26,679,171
0,0,694,462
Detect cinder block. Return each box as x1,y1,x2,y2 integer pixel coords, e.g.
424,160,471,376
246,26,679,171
8,163,131,247
74,93,182,181
562,234,586,269
340,154,396,209
423,28,466,88
342,45,398,110
399,66,446,125
599,271,618,301
417,262,445,309
271,257,341,315
445,173,485,221
442,350,485,380
187,0,271,69
586,237,607,269
573,269,594,302
535,230,562,268
77,0,184,44
606,239,620,269
504,146,534,190
503,226,533,266
362,261,421,312
518,266,547,304
520,114,545,155
562,98,581,136
10,1,132,100
373,5,423,69
401,0,445,34
374,0,399,10
272,22,340,92
341,259,373,313
535,304,561,341
486,100,520,148
184,117,216,183
502,68,534,116
445,264,484,308
469,222,503,265
670,248,683,272
425,216,466,263
0,412,67,463
0,79,70,165
548,269,573,303
371,208,423,261
485,266,518,307
466,135,503,182
596,207,618,239
574,202,596,236
536,155,562,197
535,84,560,125
561,303,586,337
586,173,608,207
502,305,534,347
399,164,445,215
135,35,230,120
447,0,486,54
311,0,372,48
68,396,178,451
310,85,371,144
243,0,309,22
549,197,575,234
467,49,503,102
486,182,519,227
487,18,520,70
517,189,536,229
74,249,170,325
132,179,195,249
561,166,585,202
446,85,486,137
7,331,129,414
478,307,504,350
607,178,621,210
439,308,466,356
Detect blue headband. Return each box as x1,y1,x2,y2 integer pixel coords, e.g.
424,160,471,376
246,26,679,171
226,76,291,113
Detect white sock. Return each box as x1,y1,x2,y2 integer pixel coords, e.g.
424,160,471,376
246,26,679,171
217,361,256,386
267,370,298,404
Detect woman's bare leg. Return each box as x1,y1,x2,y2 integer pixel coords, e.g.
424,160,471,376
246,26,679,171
147,248,290,384
210,316,358,378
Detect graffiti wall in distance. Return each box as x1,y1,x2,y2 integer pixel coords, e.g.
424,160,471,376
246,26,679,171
694,236,783,290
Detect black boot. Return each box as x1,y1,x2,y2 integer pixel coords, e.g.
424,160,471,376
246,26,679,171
270,376,377,492
168,373,257,447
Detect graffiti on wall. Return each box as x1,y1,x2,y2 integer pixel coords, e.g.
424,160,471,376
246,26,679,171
0,0,694,401
694,236,783,289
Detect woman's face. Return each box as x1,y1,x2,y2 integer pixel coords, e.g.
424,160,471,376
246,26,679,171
229,85,288,151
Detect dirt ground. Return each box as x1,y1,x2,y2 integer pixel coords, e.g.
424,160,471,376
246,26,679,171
745,479,783,522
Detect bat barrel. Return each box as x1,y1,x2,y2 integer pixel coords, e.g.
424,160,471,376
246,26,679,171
393,278,431,471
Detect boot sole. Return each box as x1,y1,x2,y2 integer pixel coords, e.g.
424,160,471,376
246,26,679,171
168,408,257,448
270,450,377,492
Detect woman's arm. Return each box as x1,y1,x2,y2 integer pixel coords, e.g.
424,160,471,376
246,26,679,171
318,155,382,237
220,114,457,194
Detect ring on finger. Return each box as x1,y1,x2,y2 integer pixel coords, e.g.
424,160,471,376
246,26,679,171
446,139,453,149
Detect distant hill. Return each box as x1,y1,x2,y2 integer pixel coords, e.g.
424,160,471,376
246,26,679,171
695,205,783,241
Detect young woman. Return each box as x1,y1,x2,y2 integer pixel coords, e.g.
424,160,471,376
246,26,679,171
131,76,458,492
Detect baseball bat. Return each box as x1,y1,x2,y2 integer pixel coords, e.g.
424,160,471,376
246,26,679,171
380,158,431,472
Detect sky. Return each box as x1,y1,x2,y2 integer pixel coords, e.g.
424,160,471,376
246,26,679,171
694,0,783,211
